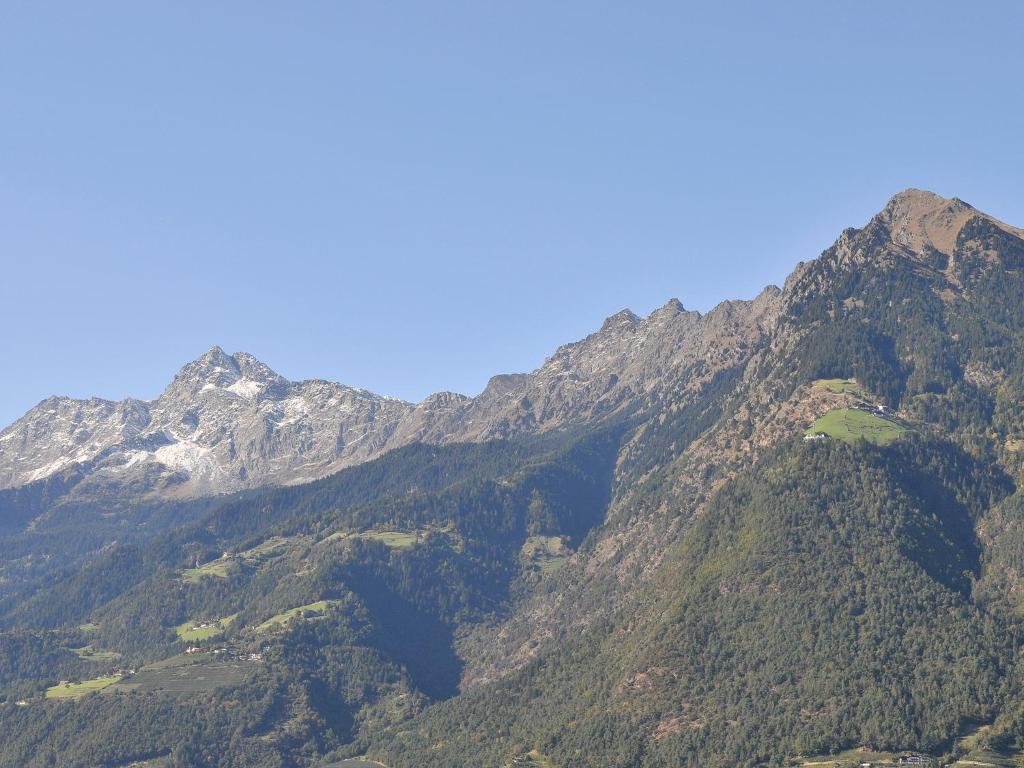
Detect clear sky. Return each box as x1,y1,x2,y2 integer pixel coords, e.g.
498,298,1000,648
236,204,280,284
2,2,1023,427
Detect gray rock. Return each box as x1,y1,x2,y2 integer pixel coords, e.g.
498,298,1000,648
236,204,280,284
0,295,786,500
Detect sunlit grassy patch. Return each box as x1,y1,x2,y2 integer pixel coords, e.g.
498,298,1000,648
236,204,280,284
237,536,298,563
359,531,420,548
256,600,338,632
950,723,1021,767
175,613,237,642
321,529,428,549
46,675,121,699
805,408,908,446
181,559,232,584
798,747,900,766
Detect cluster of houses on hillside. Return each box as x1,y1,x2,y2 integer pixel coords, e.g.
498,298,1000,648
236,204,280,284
858,402,894,419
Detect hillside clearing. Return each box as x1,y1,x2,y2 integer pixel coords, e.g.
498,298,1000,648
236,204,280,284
521,535,571,575
46,675,121,699
812,378,867,398
504,750,556,768
181,559,232,583
949,723,1021,767
797,747,904,766
175,614,237,642
805,408,908,446
257,600,339,632
320,528,433,549
360,531,420,548
237,535,311,563
70,645,121,662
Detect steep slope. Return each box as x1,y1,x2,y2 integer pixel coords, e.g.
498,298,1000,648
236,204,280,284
361,189,1024,767
376,439,1013,768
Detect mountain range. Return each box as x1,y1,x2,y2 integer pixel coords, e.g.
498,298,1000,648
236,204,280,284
0,279,780,501
3,189,1024,768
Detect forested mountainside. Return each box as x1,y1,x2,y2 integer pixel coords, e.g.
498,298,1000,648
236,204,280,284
3,189,1024,768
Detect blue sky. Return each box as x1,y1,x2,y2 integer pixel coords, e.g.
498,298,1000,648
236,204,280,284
2,2,1023,426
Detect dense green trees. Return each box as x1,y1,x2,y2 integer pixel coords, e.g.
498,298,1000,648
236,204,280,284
0,427,623,767
371,438,1017,768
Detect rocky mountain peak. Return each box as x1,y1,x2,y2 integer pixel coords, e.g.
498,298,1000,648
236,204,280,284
872,188,1024,258
600,309,641,332
876,188,977,256
169,346,240,389
647,298,692,324
164,347,286,401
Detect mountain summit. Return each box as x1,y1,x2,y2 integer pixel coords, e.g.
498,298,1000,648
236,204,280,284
0,347,410,498
875,187,1024,257
165,346,288,399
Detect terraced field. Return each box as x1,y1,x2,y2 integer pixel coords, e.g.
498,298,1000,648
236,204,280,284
107,655,251,696
321,529,429,549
